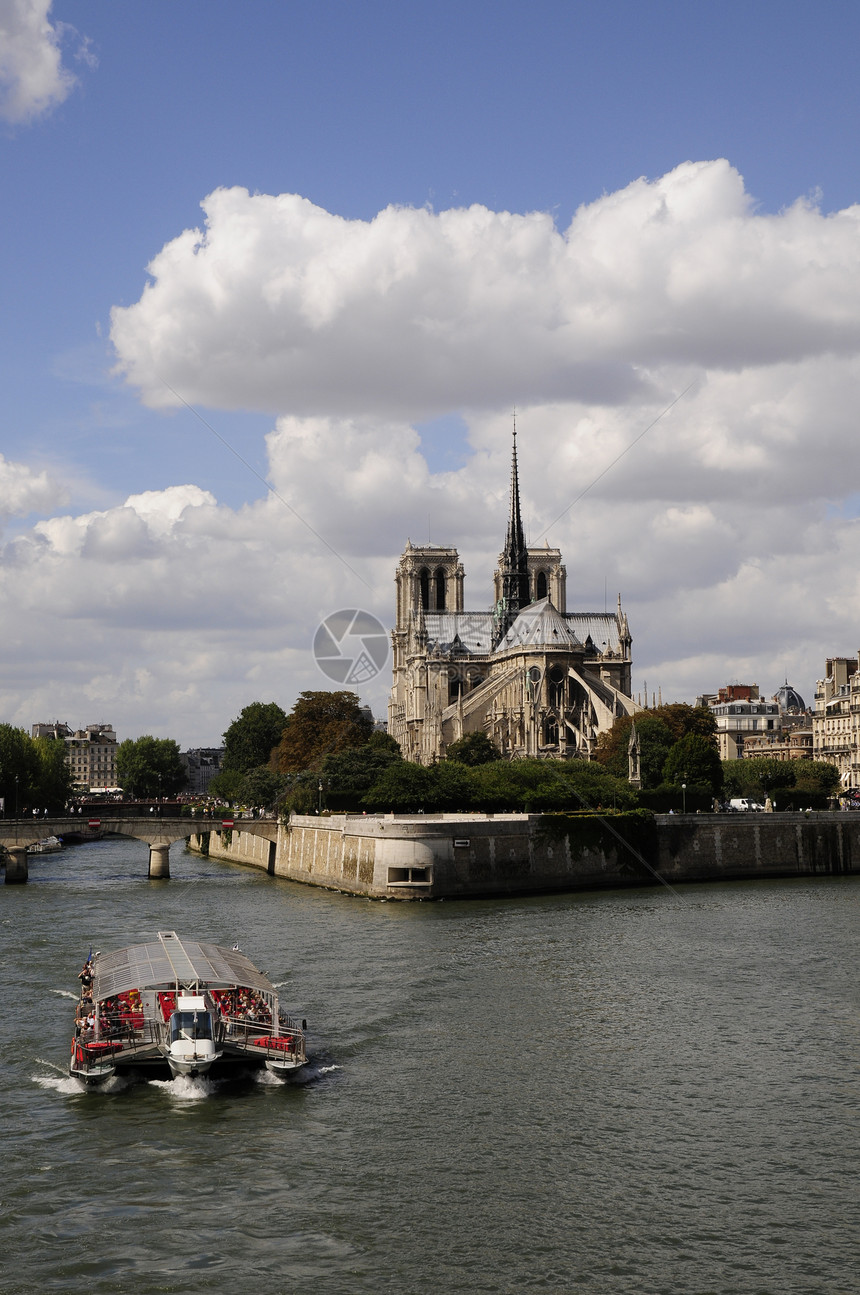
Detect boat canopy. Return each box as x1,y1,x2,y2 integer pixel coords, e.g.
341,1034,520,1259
92,931,277,1002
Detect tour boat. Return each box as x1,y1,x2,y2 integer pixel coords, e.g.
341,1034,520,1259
69,930,307,1085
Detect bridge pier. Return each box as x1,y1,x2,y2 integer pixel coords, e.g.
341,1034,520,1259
4,845,29,884
148,844,170,879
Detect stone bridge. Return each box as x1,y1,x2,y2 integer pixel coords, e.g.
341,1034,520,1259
0,814,279,883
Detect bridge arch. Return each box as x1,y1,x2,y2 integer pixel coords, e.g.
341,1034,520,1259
0,815,279,883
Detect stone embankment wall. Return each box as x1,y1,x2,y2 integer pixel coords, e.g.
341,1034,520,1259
190,811,860,900
188,828,277,874
654,812,857,882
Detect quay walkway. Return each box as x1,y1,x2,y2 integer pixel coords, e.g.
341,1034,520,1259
0,813,278,883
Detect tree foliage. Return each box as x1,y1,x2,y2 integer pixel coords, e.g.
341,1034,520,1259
33,737,75,810
222,701,288,773
722,757,796,798
794,760,840,795
0,724,40,812
237,766,288,809
319,735,402,802
206,768,245,802
275,691,373,772
446,732,502,766
116,736,185,798
722,757,840,800
597,706,719,790
362,756,637,814
0,725,72,812
662,733,724,795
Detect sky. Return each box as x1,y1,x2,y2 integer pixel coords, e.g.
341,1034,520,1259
4,1,860,747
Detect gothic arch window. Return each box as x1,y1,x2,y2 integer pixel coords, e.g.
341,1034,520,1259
434,567,446,611
536,570,548,600
544,718,559,746
419,567,430,610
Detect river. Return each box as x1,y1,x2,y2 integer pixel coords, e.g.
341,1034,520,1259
1,837,857,1294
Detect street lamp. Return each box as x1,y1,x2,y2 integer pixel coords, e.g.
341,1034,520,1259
15,774,19,818
681,782,687,814
318,781,324,814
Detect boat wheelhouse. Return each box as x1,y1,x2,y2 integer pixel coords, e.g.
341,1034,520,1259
70,930,307,1085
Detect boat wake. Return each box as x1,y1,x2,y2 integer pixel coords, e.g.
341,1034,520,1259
35,1056,66,1075
148,1074,220,1101
51,989,79,1000
284,1059,341,1086
33,1074,84,1096
33,1063,135,1095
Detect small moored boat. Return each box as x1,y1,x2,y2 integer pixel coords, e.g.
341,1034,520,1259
28,836,62,854
70,930,307,1085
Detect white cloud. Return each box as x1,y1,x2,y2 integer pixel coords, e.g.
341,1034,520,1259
0,0,87,123
10,161,860,741
0,452,67,519
112,161,860,420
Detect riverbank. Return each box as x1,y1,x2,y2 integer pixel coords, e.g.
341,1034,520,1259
187,809,860,899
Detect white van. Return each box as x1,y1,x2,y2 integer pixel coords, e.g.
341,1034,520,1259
728,798,764,812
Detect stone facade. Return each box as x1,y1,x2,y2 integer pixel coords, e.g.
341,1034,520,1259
388,434,637,764
32,721,119,791
813,655,860,788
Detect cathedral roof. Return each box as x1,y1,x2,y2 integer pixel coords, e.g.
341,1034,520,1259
420,604,627,659
423,612,495,656
496,598,582,651
566,613,625,655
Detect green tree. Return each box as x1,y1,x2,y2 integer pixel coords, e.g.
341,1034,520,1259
663,733,724,796
116,736,186,798
276,691,374,772
446,732,502,766
320,738,403,805
363,762,437,812
556,760,639,810
0,724,41,813
793,760,840,796
470,760,575,812
33,737,75,811
206,768,245,802
222,702,288,773
238,766,288,809
722,757,795,799
595,705,716,785
655,704,717,743
430,761,477,810
596,714,675,788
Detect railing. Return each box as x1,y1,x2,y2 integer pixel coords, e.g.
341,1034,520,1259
222,1013,306,1064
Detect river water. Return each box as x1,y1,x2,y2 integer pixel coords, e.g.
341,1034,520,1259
1,837,857,1294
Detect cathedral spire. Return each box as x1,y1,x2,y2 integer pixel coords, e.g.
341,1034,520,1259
499,417,530,625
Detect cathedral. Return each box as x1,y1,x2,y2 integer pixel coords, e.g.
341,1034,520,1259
388,432,639,764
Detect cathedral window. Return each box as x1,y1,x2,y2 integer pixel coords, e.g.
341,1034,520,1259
434,568,446,611
419,568,430,610
536,571,548,600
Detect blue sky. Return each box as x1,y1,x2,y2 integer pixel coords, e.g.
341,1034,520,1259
4,1,860,745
